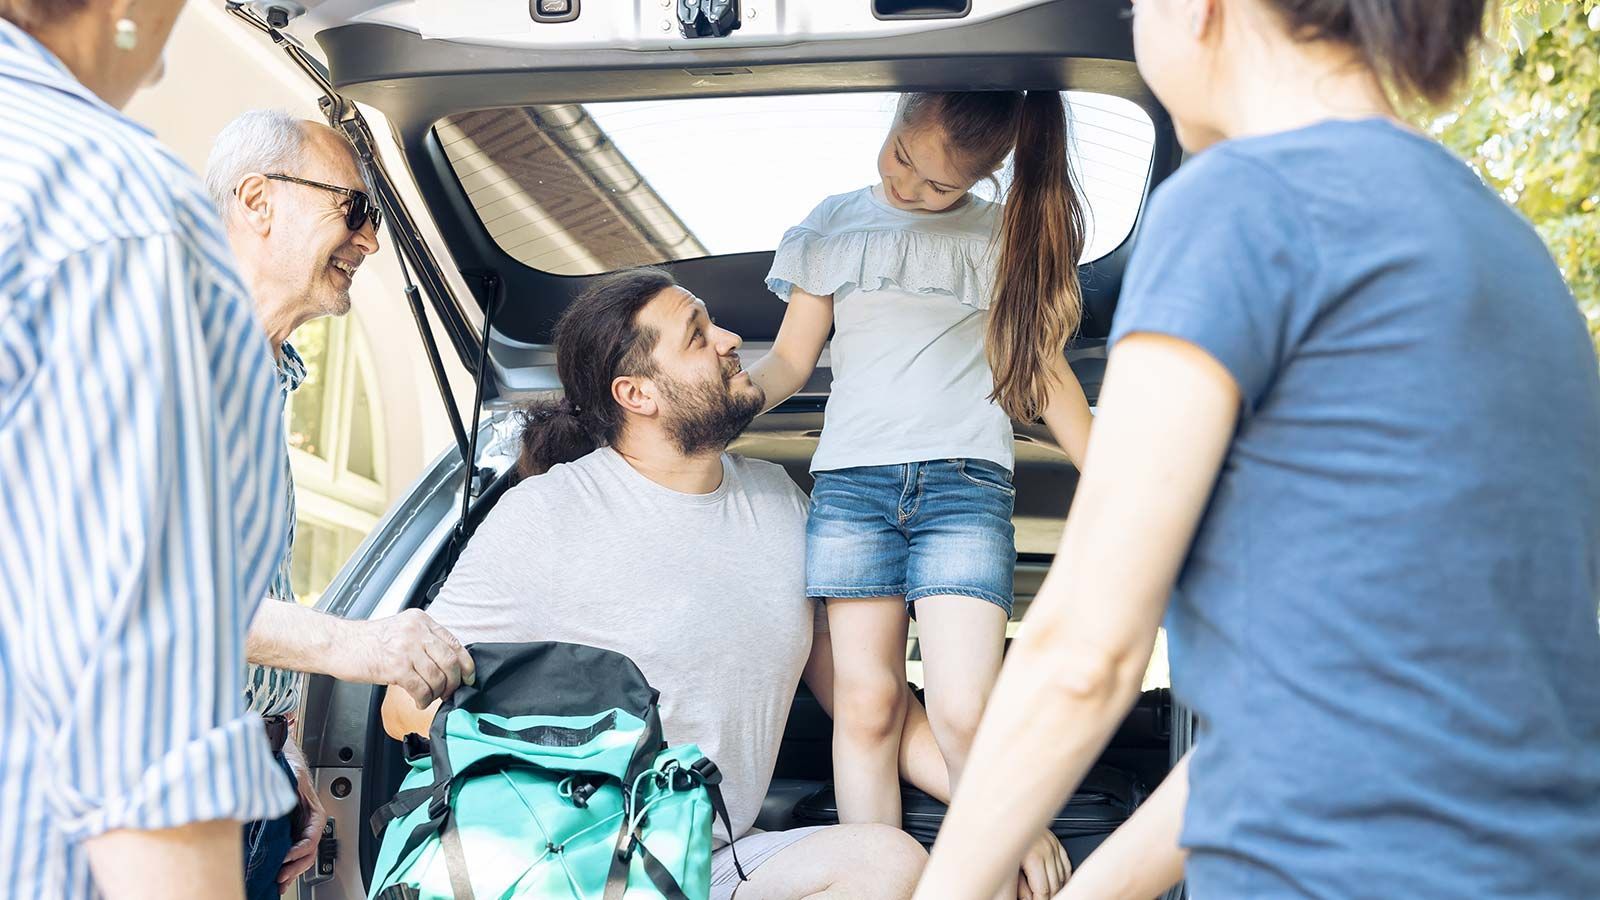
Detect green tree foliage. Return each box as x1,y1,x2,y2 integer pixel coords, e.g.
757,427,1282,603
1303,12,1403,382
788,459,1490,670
1432,1,1600,351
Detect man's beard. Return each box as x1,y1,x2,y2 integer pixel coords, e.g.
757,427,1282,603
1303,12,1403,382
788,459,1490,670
655,368,762,457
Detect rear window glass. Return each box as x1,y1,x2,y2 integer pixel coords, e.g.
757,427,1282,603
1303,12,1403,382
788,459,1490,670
436,91,1155,276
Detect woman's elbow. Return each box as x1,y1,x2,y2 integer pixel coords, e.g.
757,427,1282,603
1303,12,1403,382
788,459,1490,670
1015,623,1148,712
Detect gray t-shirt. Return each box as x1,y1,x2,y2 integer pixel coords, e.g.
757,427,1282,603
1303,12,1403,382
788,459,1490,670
427,447,816,845
1111,119,1600,897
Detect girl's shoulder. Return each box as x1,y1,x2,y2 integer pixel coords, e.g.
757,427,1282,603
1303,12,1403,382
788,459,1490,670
767,186,1000,308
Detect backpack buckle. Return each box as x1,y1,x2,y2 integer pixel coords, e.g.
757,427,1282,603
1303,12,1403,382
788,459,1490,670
617,833,639,864
401,733,430,763
689,758,722,786
427,784,451,821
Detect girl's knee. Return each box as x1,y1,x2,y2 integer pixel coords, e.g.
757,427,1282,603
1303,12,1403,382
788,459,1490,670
927,688,988,751
834,675,908,742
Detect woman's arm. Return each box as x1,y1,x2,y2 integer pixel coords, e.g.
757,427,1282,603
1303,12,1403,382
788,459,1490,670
1059,752,1191,900
747,288,834,412
1039,347,1094,469
911,333,1239,900
85,821,245,900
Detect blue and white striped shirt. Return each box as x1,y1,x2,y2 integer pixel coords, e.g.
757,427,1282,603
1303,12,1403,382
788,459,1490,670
244,342,306,718
0,19,298,898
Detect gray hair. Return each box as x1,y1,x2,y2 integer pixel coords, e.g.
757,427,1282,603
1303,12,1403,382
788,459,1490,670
205,109,311,219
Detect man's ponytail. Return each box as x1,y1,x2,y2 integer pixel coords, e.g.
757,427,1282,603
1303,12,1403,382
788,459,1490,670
986,90,1085,421
513,267,675,481
514,398,599,480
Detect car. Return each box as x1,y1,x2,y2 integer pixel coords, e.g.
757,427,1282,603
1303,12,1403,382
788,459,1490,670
219,1,1193,896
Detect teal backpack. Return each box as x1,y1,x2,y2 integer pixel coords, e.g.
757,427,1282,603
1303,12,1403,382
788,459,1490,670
368,642,745,900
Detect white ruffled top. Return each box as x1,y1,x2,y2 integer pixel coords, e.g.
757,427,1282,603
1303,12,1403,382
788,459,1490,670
765,186,1016,473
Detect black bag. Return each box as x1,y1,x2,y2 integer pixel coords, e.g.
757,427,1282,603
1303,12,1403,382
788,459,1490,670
791,765,1146,867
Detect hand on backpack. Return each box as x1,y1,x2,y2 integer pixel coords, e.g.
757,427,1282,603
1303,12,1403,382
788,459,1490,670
347,610,477,707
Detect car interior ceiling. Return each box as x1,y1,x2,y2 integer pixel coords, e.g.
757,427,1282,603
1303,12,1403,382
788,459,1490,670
336,1,1182,879
312,0,1181,381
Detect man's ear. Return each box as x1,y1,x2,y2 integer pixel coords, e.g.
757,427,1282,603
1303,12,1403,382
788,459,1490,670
233,173,274,237
612,374,658,419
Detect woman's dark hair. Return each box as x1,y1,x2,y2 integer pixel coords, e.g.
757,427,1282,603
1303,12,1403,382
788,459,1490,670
1264,0,1489,103
900,91,1085,422
515,267,675,480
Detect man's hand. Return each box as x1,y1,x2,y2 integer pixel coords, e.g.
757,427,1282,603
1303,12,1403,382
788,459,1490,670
276,743,327,894
248,604,475,708
1016,830,1071,900
343,610,476,708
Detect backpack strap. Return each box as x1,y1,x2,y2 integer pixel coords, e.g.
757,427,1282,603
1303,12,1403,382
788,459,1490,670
636,840,693,900
603,700,672,900
690,759,748,883
439,805,477,900
370,785,432,837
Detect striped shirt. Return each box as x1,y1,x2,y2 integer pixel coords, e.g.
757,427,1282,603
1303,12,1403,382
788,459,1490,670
0,19,298,898
245,342,306,718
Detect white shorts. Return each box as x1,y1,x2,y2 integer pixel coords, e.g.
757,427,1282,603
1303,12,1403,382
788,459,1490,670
710,827,829,900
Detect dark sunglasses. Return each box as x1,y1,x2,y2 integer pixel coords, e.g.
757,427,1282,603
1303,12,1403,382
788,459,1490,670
263,173,383,232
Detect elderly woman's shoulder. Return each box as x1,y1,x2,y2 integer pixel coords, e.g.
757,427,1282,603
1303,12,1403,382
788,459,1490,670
4,109,220,262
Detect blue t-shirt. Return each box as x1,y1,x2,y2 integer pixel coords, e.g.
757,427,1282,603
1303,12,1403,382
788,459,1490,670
1111,119,1600,897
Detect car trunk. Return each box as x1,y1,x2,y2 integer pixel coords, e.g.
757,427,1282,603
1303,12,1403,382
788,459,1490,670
224,1,1192,894
353,422,1183,888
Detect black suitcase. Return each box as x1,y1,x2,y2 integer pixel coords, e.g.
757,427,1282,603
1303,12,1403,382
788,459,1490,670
791,764,1146,867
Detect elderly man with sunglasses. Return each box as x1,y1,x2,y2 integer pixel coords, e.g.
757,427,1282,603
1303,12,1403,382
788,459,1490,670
205,109,475,900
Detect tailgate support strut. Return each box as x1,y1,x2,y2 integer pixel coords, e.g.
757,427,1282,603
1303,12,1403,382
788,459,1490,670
224,2,495,488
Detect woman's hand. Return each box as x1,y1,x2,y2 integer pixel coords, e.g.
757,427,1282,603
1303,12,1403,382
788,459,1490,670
277,741,328,893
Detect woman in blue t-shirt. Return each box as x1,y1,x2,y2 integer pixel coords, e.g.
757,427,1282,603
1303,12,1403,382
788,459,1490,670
915,2,1600,899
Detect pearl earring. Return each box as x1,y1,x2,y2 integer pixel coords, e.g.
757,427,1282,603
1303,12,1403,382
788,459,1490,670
114,17,138,51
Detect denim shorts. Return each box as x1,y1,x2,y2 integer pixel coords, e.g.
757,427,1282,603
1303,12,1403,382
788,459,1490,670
806,459,1017,615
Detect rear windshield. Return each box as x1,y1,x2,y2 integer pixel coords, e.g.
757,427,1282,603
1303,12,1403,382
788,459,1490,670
436,91,1155,276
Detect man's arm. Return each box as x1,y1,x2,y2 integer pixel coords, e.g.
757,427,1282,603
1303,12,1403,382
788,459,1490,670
84,821,246,900
913,334,1238,899
382,685,443,740
249,602,475,707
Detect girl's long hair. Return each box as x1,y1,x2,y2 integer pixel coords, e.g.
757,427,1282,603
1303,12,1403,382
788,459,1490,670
900,91,1086,421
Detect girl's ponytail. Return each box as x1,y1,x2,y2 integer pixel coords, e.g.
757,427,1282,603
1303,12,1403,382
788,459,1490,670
987,90,1085,421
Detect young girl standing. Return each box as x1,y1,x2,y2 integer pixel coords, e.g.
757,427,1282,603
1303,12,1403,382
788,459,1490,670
749,91,1095,835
